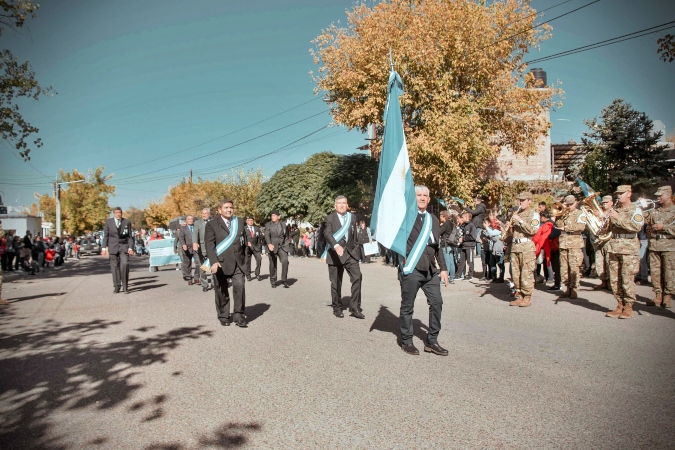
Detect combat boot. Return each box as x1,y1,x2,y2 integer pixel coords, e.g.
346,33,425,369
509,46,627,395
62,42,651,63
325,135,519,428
570,289,578,299
519,296,532,307
560,288,571,298
593,280,608,290
662,294,672,309
646,293,662,307
605,300,623,318
510,290,521,298
509,292,523,306
619,302,633,319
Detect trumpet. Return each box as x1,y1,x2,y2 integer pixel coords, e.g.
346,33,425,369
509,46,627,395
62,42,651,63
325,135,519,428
499,206,521,241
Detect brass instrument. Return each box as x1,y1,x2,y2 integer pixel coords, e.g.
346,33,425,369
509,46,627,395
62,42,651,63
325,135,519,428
499,206,521,242
635,198,656,212
551,201,570,221
580,194,612,245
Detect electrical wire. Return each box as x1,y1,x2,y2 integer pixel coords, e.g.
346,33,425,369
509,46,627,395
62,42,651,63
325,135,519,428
525,20,675,64
107,96,322,173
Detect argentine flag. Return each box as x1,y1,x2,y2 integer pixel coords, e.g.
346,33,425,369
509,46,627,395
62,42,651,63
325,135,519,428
371,70,418,257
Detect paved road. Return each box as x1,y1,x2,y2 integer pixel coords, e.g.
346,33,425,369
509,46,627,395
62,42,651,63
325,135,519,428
1,254,674,449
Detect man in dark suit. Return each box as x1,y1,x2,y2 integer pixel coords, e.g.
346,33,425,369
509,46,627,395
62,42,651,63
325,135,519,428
179,215,197,285
205,199,248,328
102,207,134,294
244,216,263,281
324,196,364,319
192,207,212,292
356,219,372,264
399,186,449,356
264,211,290,288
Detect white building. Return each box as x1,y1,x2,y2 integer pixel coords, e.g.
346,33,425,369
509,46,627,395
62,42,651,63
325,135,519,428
0,214,43,238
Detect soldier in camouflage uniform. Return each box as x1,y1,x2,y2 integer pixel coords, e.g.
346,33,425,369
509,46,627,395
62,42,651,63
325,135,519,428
0,220,8,305
509,191,540,308
605,185,643,319
593,195,613,291
556,195,586,299
645,185,675,308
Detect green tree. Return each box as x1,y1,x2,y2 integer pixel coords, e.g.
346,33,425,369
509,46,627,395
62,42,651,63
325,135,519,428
126,206,148,231
1,1,54,160
657,34,674,63
579,99,669,196
256,152,378,224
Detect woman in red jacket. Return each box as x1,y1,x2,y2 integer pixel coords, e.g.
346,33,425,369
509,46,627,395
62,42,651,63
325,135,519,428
532,210,553,284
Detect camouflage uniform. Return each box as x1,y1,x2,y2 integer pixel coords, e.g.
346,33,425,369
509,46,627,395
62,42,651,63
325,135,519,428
594,195,613,284
509,198,540,306
606,189,643,318
556,207,586,293
645,187,675,308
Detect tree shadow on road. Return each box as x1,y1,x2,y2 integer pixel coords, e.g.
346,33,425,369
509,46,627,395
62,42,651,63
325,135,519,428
369,304,428,345
5,292,68,303
0,317,213,449
146,421,263,449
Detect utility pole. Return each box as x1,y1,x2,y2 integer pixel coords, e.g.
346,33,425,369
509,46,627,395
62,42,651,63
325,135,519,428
54,177,85,238
190,168,193,183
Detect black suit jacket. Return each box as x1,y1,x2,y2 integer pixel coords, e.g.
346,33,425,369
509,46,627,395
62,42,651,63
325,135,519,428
205,216,246,276
103,218,133,254
179,224,195,248
244,225,263,252
405,213,447,273
264,221,289,253
323,211,359,265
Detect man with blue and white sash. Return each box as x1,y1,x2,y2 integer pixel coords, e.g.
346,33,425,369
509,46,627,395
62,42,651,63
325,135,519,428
399,186,449,356
323,195,364,319
205,199,248,327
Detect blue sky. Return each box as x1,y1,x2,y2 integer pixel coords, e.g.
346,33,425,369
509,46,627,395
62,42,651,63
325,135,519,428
1,0,673,210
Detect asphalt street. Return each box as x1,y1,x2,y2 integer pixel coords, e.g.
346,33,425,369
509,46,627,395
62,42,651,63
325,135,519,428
1,254,674,449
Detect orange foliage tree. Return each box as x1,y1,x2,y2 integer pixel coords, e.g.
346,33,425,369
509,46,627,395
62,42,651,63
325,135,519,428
144,169,263,228
311,0,562,200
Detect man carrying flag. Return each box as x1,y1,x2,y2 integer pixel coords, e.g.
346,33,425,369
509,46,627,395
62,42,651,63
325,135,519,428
370,69,448,356
323,195,363,319
204,199,248,327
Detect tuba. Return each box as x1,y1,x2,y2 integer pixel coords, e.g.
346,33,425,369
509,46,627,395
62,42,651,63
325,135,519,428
580,194,612,245
551,202,569,221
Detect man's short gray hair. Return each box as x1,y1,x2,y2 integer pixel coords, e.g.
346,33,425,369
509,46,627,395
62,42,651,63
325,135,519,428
202,208,210,213
334,195,347,203
186,215,194,220
415,185,430,195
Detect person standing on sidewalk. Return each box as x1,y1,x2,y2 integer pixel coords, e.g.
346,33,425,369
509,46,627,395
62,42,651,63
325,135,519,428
464,195,486,275
192,208,213,292
645,185,675,308
457,211,476,280
605,185,643,319
0,221,9,305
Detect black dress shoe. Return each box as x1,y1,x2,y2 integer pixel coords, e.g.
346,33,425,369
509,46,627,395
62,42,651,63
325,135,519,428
401,343,419,355
202,287,209,292
246,277,252,282
548,285,561,291
271,283,277,288
351,311,365,319
424,342,449,356
283,282,289,288
257,276,263,281
113,287,120,294
333,310,344,318
235,319,248,328
123,289,130,294
220,318,231,326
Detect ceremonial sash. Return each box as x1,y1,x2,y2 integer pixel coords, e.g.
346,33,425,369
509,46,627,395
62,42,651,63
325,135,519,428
402,212,432,275
201,217,239,271
322,212,352,259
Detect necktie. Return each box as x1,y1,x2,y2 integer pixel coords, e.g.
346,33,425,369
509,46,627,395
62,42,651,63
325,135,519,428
226,220,230,230
250,227,254,237
189,225,193,233
115,219,120,228
340,214,348,242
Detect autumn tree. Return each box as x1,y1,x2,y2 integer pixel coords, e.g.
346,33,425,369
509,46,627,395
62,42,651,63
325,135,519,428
657,34,674,63
32,192,55,224
579,99,669,196
59,167,116,234
311,0,561,200
144,169,263,228
126,206,148,231
1,0,54,160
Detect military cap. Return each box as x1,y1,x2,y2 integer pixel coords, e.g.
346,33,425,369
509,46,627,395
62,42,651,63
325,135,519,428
517,191,533,200
601,195,613,203
654,185,672,196
614,185,631,194
270,210,280,216
563,195,576,205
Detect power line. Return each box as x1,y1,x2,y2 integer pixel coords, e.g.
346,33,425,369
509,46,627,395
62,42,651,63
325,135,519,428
108,97,322,173
112,111,327,183
0,141,52,179
501,0,575,29
525,20,675,64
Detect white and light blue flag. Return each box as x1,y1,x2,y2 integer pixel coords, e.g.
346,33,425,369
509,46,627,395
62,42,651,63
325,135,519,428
371,70,418,257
